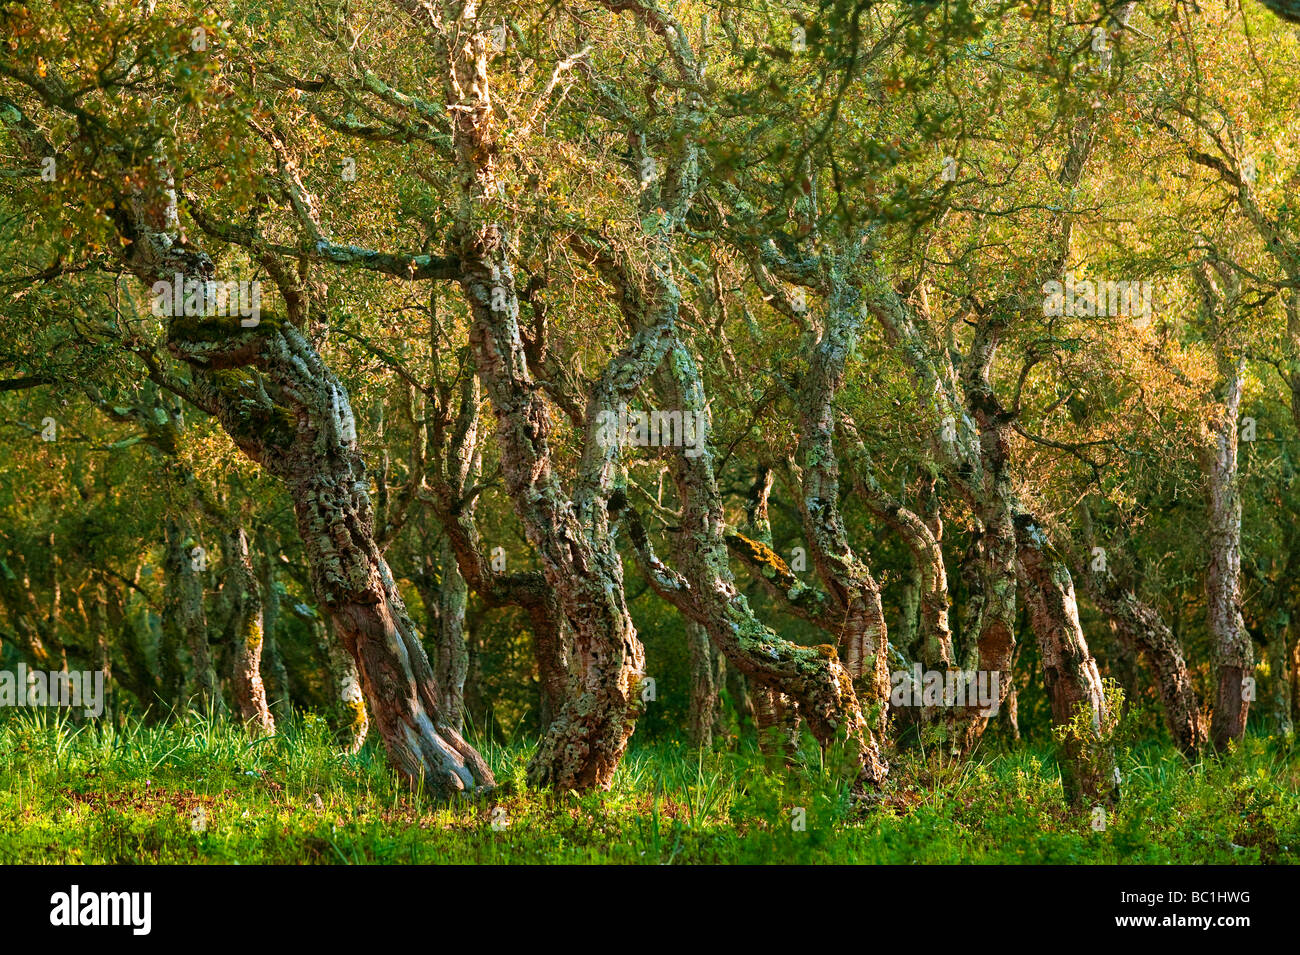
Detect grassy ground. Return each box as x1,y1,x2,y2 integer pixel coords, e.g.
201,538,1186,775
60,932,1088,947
0,711,1296,864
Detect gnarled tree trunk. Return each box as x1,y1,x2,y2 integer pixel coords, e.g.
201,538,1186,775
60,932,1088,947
793,282,890,726
272,417,491,793
463,243,647,791
630,340,888,791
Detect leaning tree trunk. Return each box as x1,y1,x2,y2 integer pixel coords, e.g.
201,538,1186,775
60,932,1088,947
164,315,489,795
221,527,275,737
1206,359,1252,749
273,421,492,794
1083,558,1205,756
0,68,486,789
62,96,497,793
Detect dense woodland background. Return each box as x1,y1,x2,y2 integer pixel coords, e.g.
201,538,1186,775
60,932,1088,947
2,0,1300,861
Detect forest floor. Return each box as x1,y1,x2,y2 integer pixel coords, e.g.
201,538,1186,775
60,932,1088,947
0,711,1296,864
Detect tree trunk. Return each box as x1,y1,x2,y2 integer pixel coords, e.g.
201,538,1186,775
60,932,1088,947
686,617,717,749
1267,628,1293,735
418,334,574,739
162,517,220,714
1000,674,1020,741
840,421,957,674
953,500,1019,753
725,664,756,735
62,101,497,793
629,341,888,791
256,543,293,723
794,291,890,725
1206,358,1252,749
167,318,485,793
88,580,112,724
279,447,490,794
463,614,490,737
530,605,572,732
752,685,802,761
312,614,369,754
460,236,648,792
162,295,488,794
221,528,275,737
1016,511,1120,805
719,470,802,758
1085,565,1205,756
433,536,470,733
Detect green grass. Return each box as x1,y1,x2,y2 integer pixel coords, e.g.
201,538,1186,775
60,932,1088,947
0,710,1296,864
